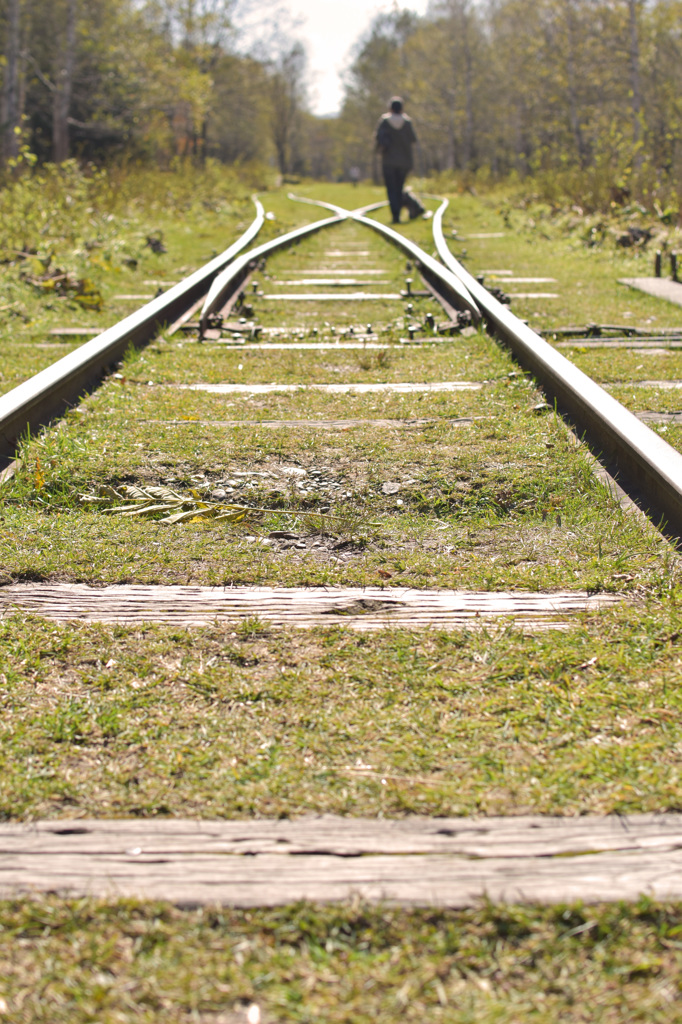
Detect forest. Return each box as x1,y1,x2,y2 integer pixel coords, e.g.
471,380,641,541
2,0,682,211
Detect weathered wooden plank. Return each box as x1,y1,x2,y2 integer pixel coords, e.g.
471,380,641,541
557,339,682,349
620,277,682,307
271,279,391,286
263,292,402,301
508,292,560,299
142,417,475,430
175,381,483,395
48,327,99,337
638,412,682,423
8,849,682,906
279,269,389,276
612,380,682,390
206,342,450,350
490,277,557,284
3,815,682,906
0,583,620,630
3,814,681,857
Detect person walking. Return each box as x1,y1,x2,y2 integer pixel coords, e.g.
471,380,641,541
375,97,424,224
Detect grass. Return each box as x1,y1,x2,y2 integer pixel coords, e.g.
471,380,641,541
1,897,681,1023
420,185,682,335
2,381,673,592
0,340,82,397
136,334,506,385
0,162,265,364
2,605,682,820
559,347,682,384
608,384,682,416
6,177,682,1019
4,209,676,595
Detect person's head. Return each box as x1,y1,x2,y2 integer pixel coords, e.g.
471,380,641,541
390,97,403,114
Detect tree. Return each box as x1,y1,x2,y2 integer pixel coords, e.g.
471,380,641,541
52,0,76,162
1,0,21,162
339,9,419,179
268,40,307,175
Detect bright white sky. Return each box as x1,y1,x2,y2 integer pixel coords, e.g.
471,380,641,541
285,0,429,115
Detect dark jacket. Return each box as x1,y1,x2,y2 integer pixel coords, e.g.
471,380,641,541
376,113,417,170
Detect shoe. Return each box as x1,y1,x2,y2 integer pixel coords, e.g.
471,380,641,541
403,190,425,220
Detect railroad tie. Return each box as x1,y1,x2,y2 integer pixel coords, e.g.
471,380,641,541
3,815,682,906
0,583,621,631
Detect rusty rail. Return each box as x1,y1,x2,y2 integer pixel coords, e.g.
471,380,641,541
198,199,391,334
432,198,682,533
0,198,266,464
288,193,480,323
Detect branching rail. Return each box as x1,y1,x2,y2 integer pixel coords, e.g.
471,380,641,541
0,196,480,467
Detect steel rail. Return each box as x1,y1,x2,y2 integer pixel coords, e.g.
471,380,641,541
288,193,481,323
0,198,266,465
432,199,682,533
198,199,389,333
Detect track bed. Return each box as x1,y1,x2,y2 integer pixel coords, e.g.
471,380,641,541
3,186,682,1022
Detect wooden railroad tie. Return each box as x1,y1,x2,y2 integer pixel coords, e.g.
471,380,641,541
172,381,484,395
620,277,682,307
3,814,681,907
0,583,620,631
262,292,403,301
141,417,478,430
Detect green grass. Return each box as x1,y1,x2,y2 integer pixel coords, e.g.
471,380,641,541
0,340,82,397
2,378,673,592
2,604,682,820
559,347,682,384
608,384,682,416
1,897,681,1023
6,179,682,1019
127,334,505,385
0,164,262,364
425,186,682,335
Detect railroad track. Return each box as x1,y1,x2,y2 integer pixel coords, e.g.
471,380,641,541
3,192,682,532
2,189,682,911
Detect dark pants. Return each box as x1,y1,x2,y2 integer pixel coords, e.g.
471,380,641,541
383,164,408,223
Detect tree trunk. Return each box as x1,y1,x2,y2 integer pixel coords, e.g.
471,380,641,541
463,34,475,168
2,0,21,164
53,0,77,163
628,0,643,154
565,0,588,169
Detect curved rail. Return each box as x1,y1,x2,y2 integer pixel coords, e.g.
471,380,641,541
0,198,266,465
288,193,481,322
432,199,682,532
199,199,393,333
200,211,346,332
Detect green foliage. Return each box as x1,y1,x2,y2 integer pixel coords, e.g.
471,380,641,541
338,0,682,213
